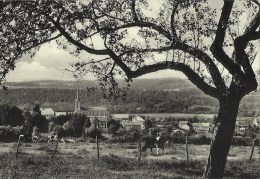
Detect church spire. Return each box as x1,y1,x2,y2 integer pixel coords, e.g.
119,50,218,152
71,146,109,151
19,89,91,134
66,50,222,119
75,91,81,112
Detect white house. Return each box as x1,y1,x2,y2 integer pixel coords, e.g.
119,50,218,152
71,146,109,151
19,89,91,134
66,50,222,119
132,115,145,122
111,114,130,121
179,121,190,130
121,121,145,131
192,122,210,132
40,108,55,119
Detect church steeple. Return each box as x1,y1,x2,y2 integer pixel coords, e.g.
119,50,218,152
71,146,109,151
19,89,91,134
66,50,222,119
75,91,81,112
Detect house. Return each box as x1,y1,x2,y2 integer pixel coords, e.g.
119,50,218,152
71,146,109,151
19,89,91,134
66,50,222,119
82,106,110,121
252,117,259,127
192,122,210,133
40,108,55,119
235,121,251,133
89,116,108,131
55,111,73,117
156,124,165,129
111,114,130,121
178,121,190,130
121,120,144,131
132,115,144,122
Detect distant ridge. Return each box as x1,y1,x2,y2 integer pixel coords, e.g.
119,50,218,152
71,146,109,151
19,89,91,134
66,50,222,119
6,78,196,91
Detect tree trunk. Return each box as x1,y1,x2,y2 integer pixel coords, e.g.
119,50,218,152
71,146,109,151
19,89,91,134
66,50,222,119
203,98,240,178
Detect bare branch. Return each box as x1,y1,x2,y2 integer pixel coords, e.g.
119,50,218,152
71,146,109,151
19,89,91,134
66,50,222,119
170,1,179,38
234,31,260,76
119,45,173,56
131,0,139,22
210,0,242,75
47,15,109,55
21,33,62,52
175,41,227,92
131,61,220,98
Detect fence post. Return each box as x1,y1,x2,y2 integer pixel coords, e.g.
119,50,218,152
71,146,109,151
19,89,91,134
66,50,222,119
249,139,255,161
15,138,21,159
186,136,189,162
138,142,142,168
96,135,100,160
51,140,59,160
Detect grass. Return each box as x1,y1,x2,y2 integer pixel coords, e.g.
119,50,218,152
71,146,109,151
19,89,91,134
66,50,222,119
0,142,259,178
0,152,259,179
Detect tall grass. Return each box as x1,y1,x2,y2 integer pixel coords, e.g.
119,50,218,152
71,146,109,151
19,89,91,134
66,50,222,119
0,152,259,178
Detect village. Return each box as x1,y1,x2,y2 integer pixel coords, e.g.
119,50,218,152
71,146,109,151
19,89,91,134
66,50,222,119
38,92,259,138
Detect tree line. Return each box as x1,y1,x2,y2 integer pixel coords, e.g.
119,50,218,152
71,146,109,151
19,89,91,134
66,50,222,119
1,88,259,116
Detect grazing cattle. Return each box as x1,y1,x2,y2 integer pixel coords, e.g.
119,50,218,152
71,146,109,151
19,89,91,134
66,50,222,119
61,137,75,144
32,136,39,143
48,135,58,143
142,136,167,155
18,135,25,143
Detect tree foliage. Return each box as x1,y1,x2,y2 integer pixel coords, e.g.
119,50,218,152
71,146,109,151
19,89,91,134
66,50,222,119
0,104,24,126
1,0,259,177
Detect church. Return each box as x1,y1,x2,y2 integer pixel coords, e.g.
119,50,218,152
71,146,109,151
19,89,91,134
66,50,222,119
74,92,110,131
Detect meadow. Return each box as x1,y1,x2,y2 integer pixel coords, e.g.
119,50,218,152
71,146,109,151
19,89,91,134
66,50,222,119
0,142,259,178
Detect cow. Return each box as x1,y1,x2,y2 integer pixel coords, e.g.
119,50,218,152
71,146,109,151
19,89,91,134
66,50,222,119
48,135,58,143
18,135,25,143
61,137,75,144
142,136,167,155
32,136,39,143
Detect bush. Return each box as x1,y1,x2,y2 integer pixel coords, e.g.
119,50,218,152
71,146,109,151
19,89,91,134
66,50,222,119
0,125,23,142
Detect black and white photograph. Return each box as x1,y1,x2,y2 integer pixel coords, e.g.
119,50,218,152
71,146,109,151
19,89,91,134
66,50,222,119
0,0,259,178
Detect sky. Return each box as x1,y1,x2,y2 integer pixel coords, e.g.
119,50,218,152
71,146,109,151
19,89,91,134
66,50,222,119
6,0,260,82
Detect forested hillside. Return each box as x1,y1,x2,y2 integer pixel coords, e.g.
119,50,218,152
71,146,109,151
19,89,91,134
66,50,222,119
1,78,259,115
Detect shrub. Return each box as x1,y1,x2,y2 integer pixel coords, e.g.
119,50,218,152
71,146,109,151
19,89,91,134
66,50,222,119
0,125,22,142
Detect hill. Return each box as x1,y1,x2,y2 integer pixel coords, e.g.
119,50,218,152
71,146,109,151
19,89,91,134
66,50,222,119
7,78,194,91
1,78,259,115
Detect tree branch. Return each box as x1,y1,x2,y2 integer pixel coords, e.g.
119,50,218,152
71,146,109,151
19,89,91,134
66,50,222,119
21,33,62,52
119,45,173,56
107,50,133,78
131,0,139,22
47,15,109,55
234,31,260,77
131,61,220,98
175,41,227,92
170,1,179,38
101,22,172,40
210,0,242,75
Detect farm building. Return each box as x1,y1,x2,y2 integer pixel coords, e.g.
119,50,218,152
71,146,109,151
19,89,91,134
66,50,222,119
178,121,190,130
89,116,108,131
235,121,251,133
132,115,144,122
192,122,211,133
40,108,55,119
121,120,145,131
111,114,131,121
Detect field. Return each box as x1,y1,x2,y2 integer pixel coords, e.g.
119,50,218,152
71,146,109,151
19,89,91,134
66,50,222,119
0,142,259,178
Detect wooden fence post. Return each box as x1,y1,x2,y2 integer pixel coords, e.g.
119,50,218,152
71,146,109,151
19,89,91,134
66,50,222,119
51,140,59,160
186,136,189,162
15,138,21,159
96,135,100,160
249,139,255,162
138,142,142,168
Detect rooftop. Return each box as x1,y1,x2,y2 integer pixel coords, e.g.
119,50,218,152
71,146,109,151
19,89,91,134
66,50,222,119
121,121,143,126
40,108,55,115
